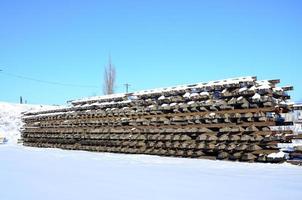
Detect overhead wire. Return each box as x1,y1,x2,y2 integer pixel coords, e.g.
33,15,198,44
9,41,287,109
0,70,99,88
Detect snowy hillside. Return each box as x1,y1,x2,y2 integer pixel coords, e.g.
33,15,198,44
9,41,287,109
1,145,302,200
0,102,57,144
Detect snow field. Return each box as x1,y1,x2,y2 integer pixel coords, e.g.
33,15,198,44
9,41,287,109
1,145,302,200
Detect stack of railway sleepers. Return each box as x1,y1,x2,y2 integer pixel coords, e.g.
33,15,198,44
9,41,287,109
22,76,294,163
286,134,302,164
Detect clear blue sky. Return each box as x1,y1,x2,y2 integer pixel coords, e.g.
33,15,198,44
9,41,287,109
0,0,301,105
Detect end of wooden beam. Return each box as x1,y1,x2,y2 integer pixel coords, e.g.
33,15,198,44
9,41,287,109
282,86,294,91
251,76,257,81
268,79,280,84
294,104,302,110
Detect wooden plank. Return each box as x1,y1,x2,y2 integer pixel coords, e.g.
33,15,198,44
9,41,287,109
268,79,280,84
23,106,278,123
24,120,277,130
282,86,293,91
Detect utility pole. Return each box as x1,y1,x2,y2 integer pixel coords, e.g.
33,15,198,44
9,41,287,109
124,83,131,93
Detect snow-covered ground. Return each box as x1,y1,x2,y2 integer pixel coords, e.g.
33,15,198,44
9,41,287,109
0,101,301,200
0,145,302,200
0,102,57,144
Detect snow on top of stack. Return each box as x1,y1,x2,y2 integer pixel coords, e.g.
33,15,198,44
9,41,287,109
71,76,257,105
199,76,255,87
255,80,272,90
24,76,290,117
71,93,126,105
133,76,256,95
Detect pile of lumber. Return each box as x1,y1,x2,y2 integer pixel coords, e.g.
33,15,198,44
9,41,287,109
22,76,294,162
286,134,302,164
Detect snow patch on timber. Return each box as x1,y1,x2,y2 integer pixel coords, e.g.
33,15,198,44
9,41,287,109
71,76,257,104
70,76,289,108
267,151,289,159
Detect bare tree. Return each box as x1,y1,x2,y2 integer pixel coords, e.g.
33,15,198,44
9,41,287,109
103,56,116,95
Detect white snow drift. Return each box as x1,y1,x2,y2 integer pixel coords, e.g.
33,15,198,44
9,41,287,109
0,102,57,144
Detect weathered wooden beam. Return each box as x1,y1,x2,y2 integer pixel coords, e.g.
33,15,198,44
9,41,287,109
268,79,280,84
282,86,293,91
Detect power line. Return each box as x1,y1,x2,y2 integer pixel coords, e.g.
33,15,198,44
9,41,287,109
0,70,99,88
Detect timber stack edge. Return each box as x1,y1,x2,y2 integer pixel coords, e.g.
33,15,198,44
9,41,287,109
21,76,295,163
